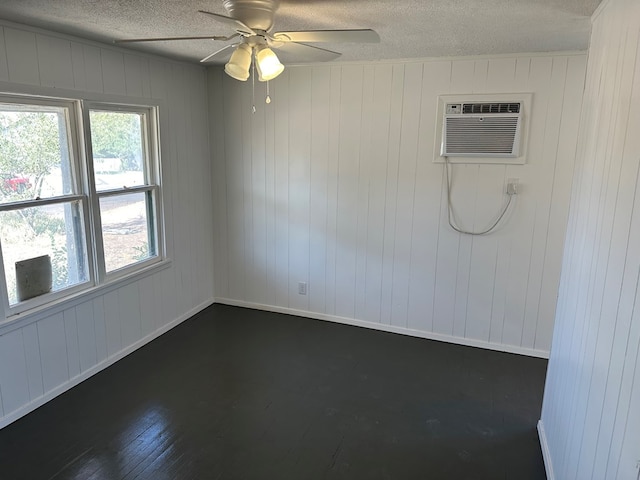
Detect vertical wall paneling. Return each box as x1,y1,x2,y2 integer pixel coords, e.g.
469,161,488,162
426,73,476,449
70,42,87,91
273,73,291,307
81,45,104,93
521,56,567,350
390,62,422,328
209,70,229,299
502,57,553,349
595,33,640,480
0,330,29,415
333,65,363,319
118,285,141,351
191,70,209,308
168,66,187,313
464,164,503,342
21,323,43,400
75,301,97,373
63,308,81,379
568,30,628,474
0,27,9,82
37,313,69,393
540,0,640,478
187,69,203,309
324,66,341,316
464,58,515,343
535,55,587,351
92,296,107,364
453,60,481,340
36,35,74,89
263,74,277,306
363,64,394,325
240,78,256,304
211,52,586,357
288,67,312,311
353,65,375,322
4,28,39,86
141,55,152,99
189,71,204,306
407,61,450,332
308,66,331,314
103,289,122,357
378,64,405,325
151,273,164,332
123,54,145,98
100,49,126,96
248,79,266,305
224,76,247,301
138,275,155,339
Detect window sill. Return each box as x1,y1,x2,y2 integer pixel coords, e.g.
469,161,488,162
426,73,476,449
0,258,172,335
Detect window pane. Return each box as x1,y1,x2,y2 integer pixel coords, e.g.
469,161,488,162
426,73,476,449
0,104,75,203
0,201,88,305
100,192,156,273
89,111,146,191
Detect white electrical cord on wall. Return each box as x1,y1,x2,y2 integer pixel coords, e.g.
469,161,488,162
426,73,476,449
444,156,516,235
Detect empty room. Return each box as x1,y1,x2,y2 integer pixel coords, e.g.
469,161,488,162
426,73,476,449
0,0,639,478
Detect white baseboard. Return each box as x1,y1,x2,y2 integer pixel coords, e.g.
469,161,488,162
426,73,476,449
214,298,550,359
0,298,215,430
538,420,555,480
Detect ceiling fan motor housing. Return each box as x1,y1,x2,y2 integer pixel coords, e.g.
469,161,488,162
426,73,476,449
223,0,279,31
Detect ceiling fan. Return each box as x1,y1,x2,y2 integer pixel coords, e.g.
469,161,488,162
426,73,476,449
115,0,380,82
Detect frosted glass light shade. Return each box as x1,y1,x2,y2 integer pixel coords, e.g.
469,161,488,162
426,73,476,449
225,43,252,81
255,46,284,81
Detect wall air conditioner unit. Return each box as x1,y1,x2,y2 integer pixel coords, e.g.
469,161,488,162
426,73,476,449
434,93,532,164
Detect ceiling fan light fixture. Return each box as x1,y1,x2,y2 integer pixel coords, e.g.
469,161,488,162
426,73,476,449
255,45,285,81
224,43,252,81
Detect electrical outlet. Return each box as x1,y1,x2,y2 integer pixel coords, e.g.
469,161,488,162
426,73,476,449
507,178,519,195
298,282,307,295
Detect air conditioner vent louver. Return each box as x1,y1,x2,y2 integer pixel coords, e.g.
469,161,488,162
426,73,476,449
462,103,520,114
442,100,523,158
444,117,520,155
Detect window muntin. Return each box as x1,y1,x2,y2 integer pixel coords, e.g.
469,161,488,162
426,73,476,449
0,95,163,318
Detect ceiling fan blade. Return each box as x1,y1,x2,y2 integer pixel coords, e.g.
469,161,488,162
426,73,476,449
115,34,238,44
272,42,341,63
198,10,256,36
200,44,238,63
273,29,380,44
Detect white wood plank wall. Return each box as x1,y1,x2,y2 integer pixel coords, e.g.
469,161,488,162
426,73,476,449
539,0,640,478
0,22,214,428
209,52,587,357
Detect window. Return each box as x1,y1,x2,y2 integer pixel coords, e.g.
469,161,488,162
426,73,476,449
0,95,163,317
85,106,161,277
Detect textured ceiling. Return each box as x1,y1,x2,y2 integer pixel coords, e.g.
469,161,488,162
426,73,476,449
0,0,602,65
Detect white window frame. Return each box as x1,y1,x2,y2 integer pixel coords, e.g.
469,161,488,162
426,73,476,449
0,94,165,320
82,102,164,283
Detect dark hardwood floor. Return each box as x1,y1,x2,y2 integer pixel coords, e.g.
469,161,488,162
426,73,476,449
0,304,548,479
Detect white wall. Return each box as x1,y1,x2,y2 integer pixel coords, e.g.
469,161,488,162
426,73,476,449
0,22,214,427
209,52,586,357
539,0,640,478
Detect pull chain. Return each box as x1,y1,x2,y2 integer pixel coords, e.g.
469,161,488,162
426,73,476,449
251,58,256,114
266,80,271,104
